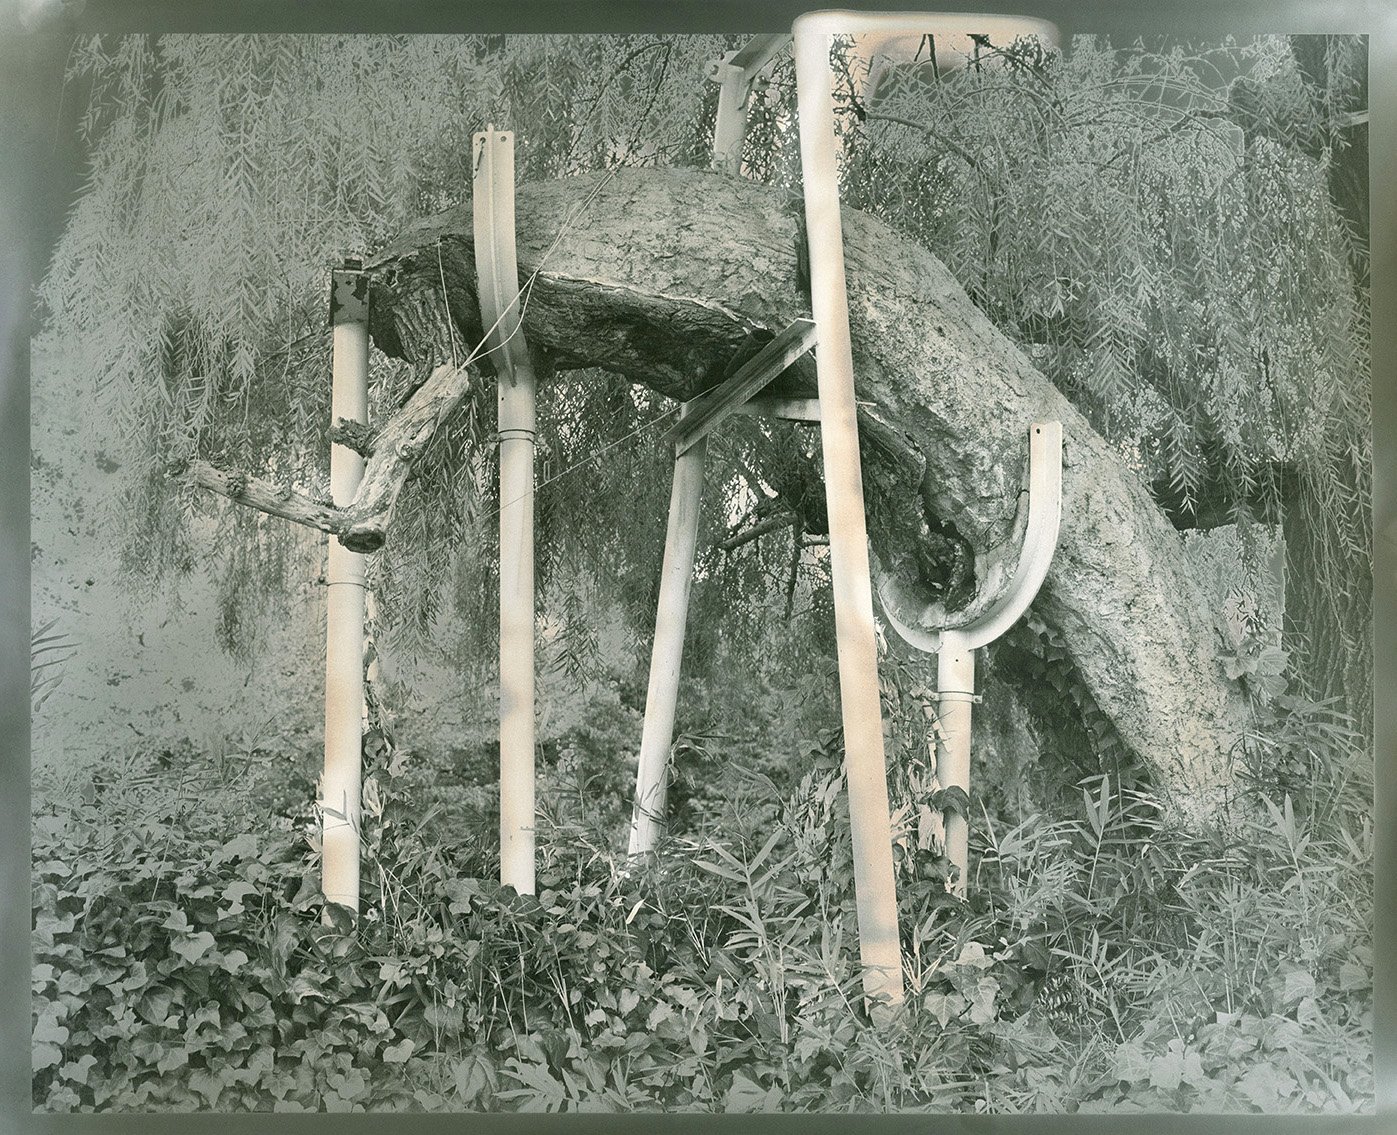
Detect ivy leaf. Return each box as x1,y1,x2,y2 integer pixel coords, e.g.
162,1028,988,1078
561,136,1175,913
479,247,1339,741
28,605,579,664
383,1038,415,1064
1235,1062,1297,1111
218,881,260,918
33,1044,64,1072
1149,1045,1184,1092
58,1054,97,1085
1338,961,1370,992
172,932,216,964
1279,968,1315,1008
212,833,260,864
725,1071,770,1113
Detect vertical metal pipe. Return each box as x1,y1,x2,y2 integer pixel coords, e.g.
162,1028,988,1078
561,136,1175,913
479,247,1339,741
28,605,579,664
323,261,369,915
498,388,535,895
712,60,750,175
935,629,975,898
474,129,537,896
793,22,904,1013
629,422,706,857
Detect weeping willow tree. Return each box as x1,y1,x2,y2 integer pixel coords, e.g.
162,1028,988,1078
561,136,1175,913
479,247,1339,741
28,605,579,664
832,33,1371,736
38,32,1370,820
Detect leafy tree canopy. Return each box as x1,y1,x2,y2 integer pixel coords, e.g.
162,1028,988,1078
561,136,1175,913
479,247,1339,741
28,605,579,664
39,32,1369,720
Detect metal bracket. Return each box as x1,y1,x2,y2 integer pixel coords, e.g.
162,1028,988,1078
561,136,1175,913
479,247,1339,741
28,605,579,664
664,318,818,455
878,421,1063,653
709,34,792,174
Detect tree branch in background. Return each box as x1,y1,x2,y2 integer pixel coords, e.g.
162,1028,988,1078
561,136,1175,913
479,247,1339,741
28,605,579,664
180,361,475,554
719,511,796,553
180,460,347,538
339,361,475,553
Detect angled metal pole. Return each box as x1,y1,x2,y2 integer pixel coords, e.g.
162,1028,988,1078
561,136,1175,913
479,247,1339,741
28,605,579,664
630,36,792,857
322,258,369,916
629,415,706,856
793,16,904,1014
474,127,537,896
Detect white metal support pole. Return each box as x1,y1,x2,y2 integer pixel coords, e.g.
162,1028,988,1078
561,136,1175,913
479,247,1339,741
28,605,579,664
629,416,706,857
793,17,904,1014
879,422,1063,898
630,37,789,858
474,128,537,896
935,629,974,897
323,259,370,916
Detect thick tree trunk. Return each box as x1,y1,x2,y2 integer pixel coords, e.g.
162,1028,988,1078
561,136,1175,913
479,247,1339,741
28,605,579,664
364,167,1250,826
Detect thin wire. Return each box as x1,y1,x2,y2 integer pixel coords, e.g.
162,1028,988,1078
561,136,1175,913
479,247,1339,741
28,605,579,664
437,240,459,367
485,403,681,525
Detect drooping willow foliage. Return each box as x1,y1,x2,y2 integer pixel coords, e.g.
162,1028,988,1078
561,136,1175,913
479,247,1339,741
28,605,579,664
39,32,1370,723
826,33,1369,723
40,34,738,665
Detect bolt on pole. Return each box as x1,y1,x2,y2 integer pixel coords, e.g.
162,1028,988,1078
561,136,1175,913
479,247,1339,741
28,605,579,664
322,259,370,917
793,17,905,1015
474,127,537,896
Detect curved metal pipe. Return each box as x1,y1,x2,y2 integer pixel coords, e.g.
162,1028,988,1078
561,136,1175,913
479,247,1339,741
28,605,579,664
877,421,1062,652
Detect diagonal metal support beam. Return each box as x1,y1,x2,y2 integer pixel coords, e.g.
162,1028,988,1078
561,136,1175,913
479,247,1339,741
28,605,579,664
664,318,817,455
793,17,903,1016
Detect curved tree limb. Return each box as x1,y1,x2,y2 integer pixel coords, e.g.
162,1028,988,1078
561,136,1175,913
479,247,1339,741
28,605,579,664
362,167,1249,825
181,459,346,537
182,361,474,554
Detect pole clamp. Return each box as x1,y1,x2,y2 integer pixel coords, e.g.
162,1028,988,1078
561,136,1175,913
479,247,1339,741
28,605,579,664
497,428,536,443
938,690,982,704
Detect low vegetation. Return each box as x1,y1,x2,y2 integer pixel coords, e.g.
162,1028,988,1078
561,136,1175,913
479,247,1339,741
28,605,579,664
31,676,1372,1113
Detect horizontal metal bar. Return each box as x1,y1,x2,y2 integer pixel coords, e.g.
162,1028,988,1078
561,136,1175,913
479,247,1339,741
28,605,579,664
735,396,821,422
793,10,1058,43
729,33,791,77
665,318,817,454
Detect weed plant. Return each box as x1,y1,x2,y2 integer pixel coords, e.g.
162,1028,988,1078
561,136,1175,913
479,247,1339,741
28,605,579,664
32,685,1371,1113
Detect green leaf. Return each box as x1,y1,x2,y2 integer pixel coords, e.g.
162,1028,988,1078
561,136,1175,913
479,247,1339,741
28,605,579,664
33,1044,64,1072
1149,1044,1184,1092
172,932,216,964
59,1053,97,1085
32,1016,70,1048
1338,961,1371,992
1236,1062,1297,1111
157,1046,189,1076
725,1071,771,1113
213,833,260,863
1280,968,1315,1007
383,1038,415,1064
218,881,260,917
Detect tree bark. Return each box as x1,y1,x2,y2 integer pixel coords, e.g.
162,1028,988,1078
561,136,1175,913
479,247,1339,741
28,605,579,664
182,361,474,554
363,167,1251,826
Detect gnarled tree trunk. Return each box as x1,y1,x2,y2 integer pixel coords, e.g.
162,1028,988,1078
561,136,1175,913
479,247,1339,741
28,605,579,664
363,167,1251,827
